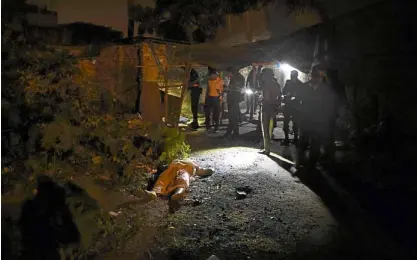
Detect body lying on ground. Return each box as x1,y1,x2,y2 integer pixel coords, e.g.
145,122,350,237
145,160,214,201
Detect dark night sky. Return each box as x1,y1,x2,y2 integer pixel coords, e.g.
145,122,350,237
30,0,155,36
30,0,381,37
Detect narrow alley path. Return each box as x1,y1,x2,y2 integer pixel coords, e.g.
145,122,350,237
100,120,405,260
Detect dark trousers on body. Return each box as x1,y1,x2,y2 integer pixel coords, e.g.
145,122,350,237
226,98,240,135
205,96,220,129
190,88,201,122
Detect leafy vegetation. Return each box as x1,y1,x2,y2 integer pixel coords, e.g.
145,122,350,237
132,0,327,42
59,22,123,45
2,0,189,183
2,1,190,258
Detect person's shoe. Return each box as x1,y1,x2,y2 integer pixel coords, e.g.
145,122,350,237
189,121,199,130
213,127,219,133
170,188,187,201
144,190,157,200
258,149,270,155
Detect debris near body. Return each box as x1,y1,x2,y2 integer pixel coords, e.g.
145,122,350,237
235,186,253,200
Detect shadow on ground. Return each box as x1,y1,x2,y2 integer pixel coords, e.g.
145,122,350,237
3,176,81,260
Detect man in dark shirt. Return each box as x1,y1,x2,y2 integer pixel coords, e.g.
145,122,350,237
282,70,303,145
245,65,262,119
259,68,281,155
224,67,245,137
297,65,337,168
188,68,202,129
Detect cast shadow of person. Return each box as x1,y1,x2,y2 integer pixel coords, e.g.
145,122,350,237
267,152,350,223
19,175,80,260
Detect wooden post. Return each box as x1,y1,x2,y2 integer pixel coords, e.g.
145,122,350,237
148,41,170,124
163,72,169,123
177,65,192,127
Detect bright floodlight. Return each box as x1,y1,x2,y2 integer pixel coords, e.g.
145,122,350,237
280,63,294,72
245,89,254,95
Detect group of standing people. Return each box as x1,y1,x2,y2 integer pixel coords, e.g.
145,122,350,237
188,64,338,169
257,64,338,169
188,68,244,135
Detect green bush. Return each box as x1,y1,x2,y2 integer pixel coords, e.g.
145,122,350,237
2,3,190,258
2,21,190,179
159,127,190,163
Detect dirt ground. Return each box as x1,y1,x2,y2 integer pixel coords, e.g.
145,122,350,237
94,120,404,260
2,105,412,260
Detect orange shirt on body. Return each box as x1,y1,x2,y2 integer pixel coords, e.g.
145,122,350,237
208,77,224,97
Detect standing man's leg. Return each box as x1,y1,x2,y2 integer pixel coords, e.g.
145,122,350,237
245,94,250,114
220,99,226,124
231,101,240,135
256,104,263,142
260,105,273,154
283,108,291,145
190,89,201,128
309,134,321,168
225,101,234,136
204,97,212,129
296,128,310,169
212,97,221,132
292,111,299,143
225,100,239,136
249,94,255,120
